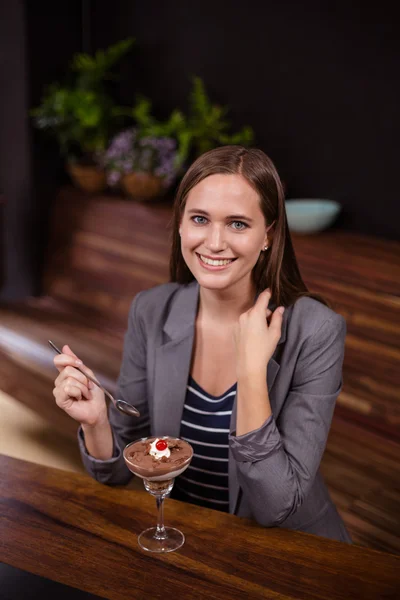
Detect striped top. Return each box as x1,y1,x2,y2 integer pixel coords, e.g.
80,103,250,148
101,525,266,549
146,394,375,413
172,375,236,512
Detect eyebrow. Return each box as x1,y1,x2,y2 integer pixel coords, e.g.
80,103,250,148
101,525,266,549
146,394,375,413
187,208,254,223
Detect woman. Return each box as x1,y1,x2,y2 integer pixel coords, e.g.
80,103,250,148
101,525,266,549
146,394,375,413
53,146,352,543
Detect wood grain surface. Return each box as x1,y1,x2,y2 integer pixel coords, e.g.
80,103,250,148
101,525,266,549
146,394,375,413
1,454,399,600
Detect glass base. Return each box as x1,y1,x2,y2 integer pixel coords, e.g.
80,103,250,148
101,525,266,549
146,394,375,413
138,526,185,553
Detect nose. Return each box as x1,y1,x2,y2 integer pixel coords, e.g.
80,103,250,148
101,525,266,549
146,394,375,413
205,224,227,253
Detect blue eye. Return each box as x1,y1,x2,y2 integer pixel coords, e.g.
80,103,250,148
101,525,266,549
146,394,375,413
192,216,208,225
230,221,247,231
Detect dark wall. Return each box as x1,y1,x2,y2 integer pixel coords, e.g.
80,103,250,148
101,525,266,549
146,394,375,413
0,1,34,299
91,0,400,240
25,0,83,293
0,0,82,299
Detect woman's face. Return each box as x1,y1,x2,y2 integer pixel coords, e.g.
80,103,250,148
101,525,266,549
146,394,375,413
180,174,270,293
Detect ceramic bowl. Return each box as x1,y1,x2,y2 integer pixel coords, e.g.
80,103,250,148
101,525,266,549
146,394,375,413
285,199,341,234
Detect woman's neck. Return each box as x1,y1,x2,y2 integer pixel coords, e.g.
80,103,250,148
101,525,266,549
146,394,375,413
198,279,256,325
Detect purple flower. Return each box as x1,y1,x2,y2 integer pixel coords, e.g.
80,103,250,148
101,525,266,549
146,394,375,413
107,170,121,186
103,128,179,189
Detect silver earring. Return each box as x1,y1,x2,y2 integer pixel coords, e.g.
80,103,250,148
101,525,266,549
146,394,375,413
263,245,268,251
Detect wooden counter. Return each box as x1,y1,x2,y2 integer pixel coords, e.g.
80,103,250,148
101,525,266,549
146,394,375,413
0,454,399,599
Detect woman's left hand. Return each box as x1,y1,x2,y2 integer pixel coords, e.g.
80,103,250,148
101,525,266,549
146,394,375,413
234,288,285,378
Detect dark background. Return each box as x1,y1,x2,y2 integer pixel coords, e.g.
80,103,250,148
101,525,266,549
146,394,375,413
1,0,399,299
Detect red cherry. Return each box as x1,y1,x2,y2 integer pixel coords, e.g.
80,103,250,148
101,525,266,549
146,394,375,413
156,439,168,451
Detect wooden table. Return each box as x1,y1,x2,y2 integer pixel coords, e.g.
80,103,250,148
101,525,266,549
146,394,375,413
0,455,399,599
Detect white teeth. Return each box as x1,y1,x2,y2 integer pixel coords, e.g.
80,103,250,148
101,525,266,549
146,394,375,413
199,255,234,266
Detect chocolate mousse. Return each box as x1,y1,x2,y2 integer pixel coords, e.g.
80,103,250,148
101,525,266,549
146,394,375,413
124,437,193,481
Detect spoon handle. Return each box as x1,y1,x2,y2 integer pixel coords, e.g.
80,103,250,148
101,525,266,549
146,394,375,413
48,340,140,417
48,340,115,400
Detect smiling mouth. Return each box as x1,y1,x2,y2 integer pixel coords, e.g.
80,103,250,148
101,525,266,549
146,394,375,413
196,253,237,267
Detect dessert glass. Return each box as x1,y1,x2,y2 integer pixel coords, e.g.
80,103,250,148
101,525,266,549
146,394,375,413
123,436,193,553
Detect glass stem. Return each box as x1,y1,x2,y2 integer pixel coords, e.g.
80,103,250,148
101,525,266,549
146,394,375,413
155,495,167,539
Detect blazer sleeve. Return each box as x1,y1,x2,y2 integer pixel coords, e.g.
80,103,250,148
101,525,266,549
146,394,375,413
78,291,151,485
229,314,346,527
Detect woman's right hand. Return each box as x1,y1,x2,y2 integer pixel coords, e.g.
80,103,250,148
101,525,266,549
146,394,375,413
53,345,108,428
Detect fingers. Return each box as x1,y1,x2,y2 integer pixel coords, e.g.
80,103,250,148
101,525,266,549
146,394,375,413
253,289,284,323
62,344,80,360
269,306,285,339
53,371,91,404
55,364,90,391
251,289,274,325
253,288,272,313
54,355,94,399
54,348,96,382
77,363,97,384
54,350,96,380
54,351,82,374
54,364,85,385
53,382,87,409
54,365,83,393
60,382,86,402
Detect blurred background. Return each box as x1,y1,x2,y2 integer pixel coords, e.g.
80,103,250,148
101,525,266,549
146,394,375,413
0,0,399,554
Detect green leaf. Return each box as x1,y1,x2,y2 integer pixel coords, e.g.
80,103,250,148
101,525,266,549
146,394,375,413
70,37,134,89
185,75,254,156
131,95,154,128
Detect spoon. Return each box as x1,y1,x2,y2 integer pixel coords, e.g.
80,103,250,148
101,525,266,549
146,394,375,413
48,340,140,418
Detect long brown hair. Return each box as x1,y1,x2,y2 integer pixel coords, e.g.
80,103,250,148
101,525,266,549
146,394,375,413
169,145,328,308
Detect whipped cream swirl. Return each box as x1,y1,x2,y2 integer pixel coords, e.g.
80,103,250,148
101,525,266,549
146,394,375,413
149,438,171,460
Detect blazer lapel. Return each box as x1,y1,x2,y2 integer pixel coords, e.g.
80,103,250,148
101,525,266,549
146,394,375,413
152,282,199,437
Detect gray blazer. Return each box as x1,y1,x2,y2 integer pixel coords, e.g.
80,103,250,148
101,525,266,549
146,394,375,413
79,281,352,544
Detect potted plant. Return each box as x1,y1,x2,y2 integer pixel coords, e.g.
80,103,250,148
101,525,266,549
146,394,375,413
103,77,254,200
186,76,255,156
102,95,191,200
102,127,181,200
130,77,255,165
31,38,134,193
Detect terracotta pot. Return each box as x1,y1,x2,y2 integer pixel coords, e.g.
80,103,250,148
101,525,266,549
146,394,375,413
121,172,164,200
67,163,107,194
